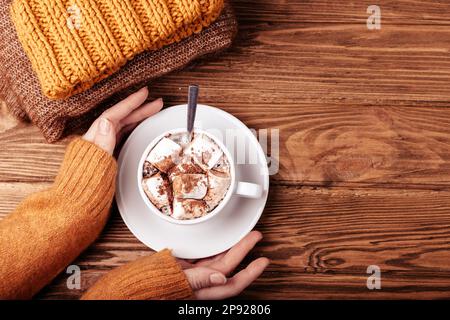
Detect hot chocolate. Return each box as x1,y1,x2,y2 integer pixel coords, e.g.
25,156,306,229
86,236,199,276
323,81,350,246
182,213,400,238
142,132,231,220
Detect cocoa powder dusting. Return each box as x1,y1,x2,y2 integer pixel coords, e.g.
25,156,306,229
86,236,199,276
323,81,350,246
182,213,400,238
157,175,172,200
182,199,207,217
156,156,174,173
181,175,201,193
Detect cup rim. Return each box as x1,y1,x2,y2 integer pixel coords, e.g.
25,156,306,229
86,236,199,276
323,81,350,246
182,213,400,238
137,127,236,225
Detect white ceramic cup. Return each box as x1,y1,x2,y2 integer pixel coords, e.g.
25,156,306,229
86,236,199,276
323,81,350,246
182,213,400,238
137,128,262,225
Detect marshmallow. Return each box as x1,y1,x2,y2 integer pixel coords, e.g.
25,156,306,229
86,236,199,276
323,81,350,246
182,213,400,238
172,198,208,220
167,158,204,182
211,154,230,173
169,132,191,148
142,173,172,215
204,170,231,210
172,174,208,199
146,137,182,172
184,134,223,170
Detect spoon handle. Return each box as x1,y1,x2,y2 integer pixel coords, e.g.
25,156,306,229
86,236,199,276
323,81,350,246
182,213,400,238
187,84,199,136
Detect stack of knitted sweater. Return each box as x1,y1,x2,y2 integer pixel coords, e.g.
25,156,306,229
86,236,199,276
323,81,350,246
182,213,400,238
0,0,237,141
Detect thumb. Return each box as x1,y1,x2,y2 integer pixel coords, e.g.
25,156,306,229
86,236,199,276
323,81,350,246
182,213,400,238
184,267,227,291
93,118,116,155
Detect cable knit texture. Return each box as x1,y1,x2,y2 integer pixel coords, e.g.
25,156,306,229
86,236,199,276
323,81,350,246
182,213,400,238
10,0,224,99
0,138,193,300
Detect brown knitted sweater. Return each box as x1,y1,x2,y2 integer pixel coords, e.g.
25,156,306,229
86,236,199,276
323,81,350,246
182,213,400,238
0,137,194,300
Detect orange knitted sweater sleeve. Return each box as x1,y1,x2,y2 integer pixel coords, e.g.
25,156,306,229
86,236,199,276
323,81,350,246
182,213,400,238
0,137,193,300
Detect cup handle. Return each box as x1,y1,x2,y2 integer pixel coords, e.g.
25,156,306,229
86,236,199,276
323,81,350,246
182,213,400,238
235,182,263,199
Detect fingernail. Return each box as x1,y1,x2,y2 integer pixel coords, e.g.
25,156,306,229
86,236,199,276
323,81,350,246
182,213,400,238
210,273,227,285
99,118,111,135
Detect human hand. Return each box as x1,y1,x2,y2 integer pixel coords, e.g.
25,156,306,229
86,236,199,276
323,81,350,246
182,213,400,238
83,87,163,154
181,231,269,299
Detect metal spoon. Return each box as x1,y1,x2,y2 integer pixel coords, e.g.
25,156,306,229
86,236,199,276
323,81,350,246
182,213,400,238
187,84,199,141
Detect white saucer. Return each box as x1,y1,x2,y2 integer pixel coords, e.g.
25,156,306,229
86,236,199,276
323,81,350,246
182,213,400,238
116,104,269,259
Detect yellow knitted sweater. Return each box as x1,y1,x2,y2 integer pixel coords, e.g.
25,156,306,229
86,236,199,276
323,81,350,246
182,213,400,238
10,0,223,99
0,138,194,300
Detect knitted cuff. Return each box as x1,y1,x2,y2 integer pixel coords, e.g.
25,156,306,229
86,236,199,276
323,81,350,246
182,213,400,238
81,249,194,300
54,137,117,212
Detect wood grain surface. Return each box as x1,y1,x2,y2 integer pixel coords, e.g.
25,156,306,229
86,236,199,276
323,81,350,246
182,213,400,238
1,0,450,299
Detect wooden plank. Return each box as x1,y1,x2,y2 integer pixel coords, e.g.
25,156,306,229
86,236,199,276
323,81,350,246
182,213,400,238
151,24,450,106
0,101,69,182
0,101,19,133
28,185,450,299
231,0,450,26
242,272,450,299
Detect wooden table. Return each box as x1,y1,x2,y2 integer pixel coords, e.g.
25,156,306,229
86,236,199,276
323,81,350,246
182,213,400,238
2,0,450,299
